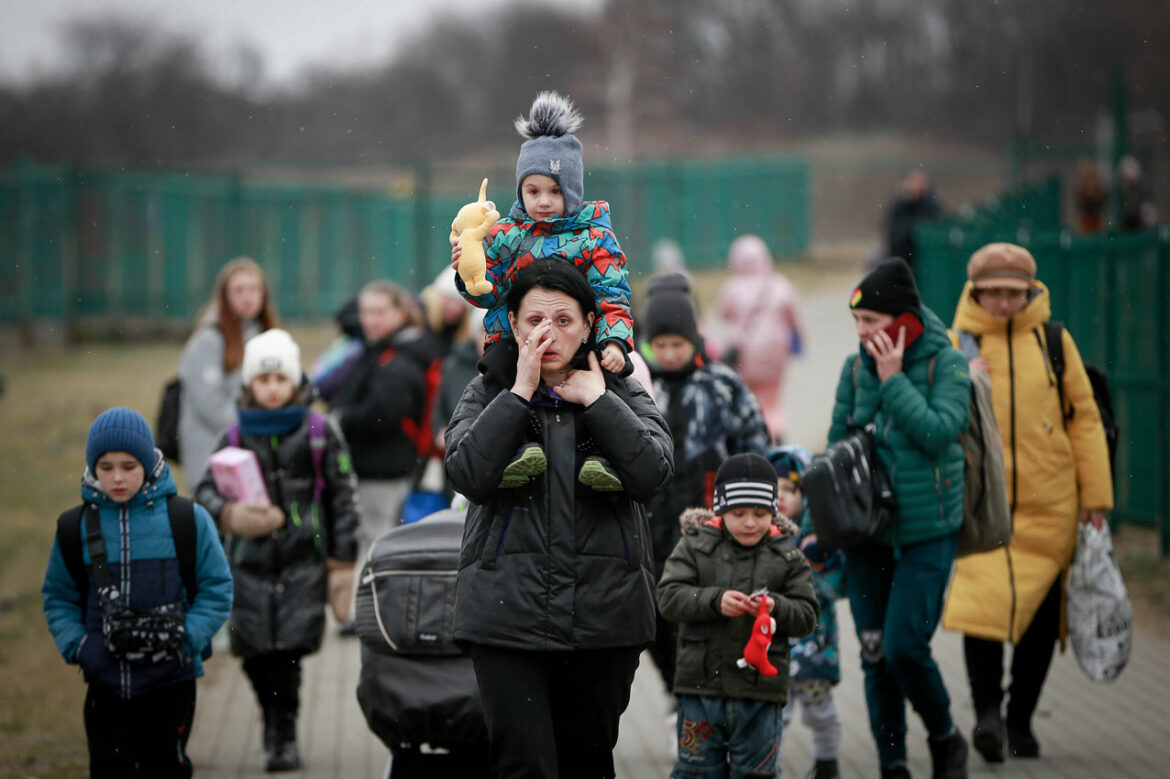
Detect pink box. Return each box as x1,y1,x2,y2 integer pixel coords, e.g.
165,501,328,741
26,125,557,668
208,446,270,505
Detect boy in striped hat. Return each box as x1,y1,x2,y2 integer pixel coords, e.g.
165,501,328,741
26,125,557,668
657,452,818,778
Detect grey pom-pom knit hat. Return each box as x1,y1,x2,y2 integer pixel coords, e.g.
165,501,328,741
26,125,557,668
514,91,585,217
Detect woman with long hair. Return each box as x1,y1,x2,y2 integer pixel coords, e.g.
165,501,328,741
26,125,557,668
178,257,278,490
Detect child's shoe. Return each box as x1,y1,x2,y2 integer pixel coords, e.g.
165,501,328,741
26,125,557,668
499,444,547,488
807,759,840,779
266,709,302,772
578,455,623,491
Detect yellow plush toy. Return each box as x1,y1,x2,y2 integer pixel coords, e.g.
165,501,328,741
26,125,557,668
450,178,499,296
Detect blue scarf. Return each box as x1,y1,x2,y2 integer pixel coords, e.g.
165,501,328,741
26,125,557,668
237,405,308,437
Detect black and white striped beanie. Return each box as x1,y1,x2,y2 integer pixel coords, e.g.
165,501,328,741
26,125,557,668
712,453,778,515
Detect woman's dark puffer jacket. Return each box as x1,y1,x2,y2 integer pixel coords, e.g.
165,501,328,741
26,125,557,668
445,348,673,651
195,395,360,658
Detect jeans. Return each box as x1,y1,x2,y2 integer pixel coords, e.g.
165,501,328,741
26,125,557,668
672,694,781,779
844,533,958,767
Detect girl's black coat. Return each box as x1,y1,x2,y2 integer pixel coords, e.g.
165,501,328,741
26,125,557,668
444,355,673,651
195,410,359,658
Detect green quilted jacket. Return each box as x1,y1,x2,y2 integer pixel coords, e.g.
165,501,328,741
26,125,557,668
827,305,970,548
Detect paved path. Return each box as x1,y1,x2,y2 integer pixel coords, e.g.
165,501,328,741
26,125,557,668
188,270,1170,777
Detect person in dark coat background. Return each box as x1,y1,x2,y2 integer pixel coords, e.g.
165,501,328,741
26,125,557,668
885,170,942,272
445,260,672,778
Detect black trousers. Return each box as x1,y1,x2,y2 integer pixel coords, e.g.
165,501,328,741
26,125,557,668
242,650,303,714
84,679,196,779
469,644,641,779
964,578,1062,728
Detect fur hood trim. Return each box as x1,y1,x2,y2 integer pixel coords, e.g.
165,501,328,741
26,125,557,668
514,91,583,139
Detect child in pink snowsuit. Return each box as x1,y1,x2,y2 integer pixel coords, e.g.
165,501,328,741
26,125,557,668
715,235,805,441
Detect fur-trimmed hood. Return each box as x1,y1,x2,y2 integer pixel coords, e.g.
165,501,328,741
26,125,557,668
678,507,799,538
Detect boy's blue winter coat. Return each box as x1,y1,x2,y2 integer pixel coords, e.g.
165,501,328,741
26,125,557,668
42,456,233,699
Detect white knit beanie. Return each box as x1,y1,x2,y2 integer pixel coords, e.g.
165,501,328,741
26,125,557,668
242,328,302,387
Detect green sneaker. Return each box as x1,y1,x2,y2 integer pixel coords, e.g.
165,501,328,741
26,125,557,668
499,444,547,488
578,457,623,491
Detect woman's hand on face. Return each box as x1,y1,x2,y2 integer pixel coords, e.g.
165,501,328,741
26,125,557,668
556,351,606,407
450,243,462,272
511,321,553,401
720,589,754,618
865,326,906,382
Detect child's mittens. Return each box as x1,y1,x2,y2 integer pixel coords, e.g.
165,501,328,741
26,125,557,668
738,602,780,677
326,558,356,623
221,501,285,538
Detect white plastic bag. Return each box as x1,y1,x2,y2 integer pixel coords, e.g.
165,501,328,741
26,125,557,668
1066,522,1132,682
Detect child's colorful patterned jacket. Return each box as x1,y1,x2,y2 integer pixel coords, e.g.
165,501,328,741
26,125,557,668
456,200,633,353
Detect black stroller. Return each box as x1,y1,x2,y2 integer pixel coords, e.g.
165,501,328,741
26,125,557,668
354,508,489,778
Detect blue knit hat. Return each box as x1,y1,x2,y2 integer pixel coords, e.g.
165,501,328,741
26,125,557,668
86,407,158,472
514,92,585,217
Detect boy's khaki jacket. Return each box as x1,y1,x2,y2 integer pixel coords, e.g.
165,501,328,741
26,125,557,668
657,509,818,704
943,281,1114,644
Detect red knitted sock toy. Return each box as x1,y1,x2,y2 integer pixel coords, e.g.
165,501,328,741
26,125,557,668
738,601,779,677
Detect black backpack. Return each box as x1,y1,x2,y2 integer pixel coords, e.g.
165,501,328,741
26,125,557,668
803,357,895,549
1044,321,1119,480
155,377,182,462
56,495,199,616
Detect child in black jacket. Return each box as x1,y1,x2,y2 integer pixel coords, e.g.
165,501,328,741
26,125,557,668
196,329,360,772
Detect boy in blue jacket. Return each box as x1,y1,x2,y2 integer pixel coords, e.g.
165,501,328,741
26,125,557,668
43,407,233,778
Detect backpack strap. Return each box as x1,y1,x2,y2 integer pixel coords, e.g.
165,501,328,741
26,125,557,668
84,505,114,593
308,411,328,507
166,495,199,605
957,331,982,360
56,504,90,610
227,423,241,448
1043,321,1073,420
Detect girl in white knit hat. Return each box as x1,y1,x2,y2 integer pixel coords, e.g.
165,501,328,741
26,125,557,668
195,328,361,772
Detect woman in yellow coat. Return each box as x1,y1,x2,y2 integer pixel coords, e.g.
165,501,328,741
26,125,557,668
941,243,1113,764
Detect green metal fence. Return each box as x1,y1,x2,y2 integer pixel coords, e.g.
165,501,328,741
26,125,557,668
916,184,1170,552
1,156,809,328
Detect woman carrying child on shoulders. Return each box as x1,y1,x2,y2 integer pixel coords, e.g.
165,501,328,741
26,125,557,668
445,260,672,778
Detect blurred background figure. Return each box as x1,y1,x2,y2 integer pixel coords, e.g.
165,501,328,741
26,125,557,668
178,257,277,491
885,169,942,272
310,296,364,404
420,268,478,359
1118,155,1157,231
714,234,805,442
650,237,690,281
1073,159,1107,234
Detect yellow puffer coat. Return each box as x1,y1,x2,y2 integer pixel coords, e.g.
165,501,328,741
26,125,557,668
942,281,1113,643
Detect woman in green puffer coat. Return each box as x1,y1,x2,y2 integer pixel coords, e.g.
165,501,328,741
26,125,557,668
826,259,971,779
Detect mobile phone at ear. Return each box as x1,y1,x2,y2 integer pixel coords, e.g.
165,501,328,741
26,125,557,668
883,312,924,343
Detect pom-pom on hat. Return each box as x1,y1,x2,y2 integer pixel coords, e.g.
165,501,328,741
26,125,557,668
850,257,921,316
242,328,302,387
713,453,779,515
967,242,1037,291
86,407,158,472
515,91,585,217
640,272,700,344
